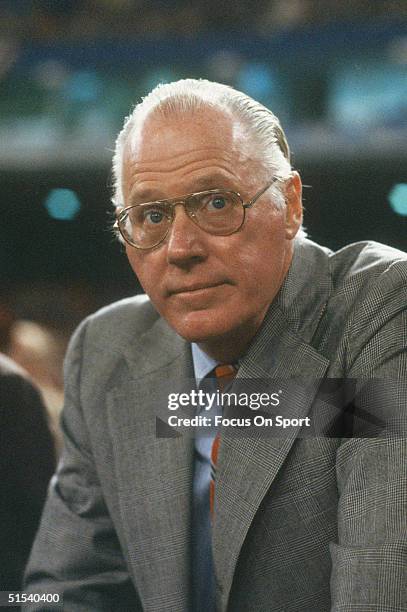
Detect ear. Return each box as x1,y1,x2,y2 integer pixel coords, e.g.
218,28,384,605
284,171,303,240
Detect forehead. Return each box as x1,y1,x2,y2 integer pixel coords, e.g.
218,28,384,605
130,106,246,157
122,106,262,197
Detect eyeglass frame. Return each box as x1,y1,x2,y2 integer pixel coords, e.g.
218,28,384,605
113,175,282,250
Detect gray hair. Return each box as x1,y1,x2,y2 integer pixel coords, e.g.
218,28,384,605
112,78,305,236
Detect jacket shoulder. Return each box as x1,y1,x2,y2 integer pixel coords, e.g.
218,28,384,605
329,241,407,290
320,241,407,372
326,240,407,330
88,294,158,334
66,294,159,362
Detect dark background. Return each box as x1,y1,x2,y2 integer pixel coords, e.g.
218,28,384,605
2,157,406,289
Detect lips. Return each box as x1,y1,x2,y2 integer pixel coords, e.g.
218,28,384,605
168,281,227,295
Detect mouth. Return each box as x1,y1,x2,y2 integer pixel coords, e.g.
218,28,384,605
168,281,227,296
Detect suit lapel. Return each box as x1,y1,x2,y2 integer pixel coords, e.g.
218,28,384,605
106,317,195,611
212,239,333,610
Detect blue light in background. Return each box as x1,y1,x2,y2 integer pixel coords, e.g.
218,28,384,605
65,71,102,103
237,62,275,102
388,184,407,216
44,188,81,220
329,64,407,129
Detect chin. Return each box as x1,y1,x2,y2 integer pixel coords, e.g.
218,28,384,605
169,311,234,344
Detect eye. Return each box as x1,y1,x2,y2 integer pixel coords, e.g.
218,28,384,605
145,209,164,224
200,193,232,213
131,205,168,226
211,196,226,210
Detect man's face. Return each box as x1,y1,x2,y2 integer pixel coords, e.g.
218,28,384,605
121,107,302,356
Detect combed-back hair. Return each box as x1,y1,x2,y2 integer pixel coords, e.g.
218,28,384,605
112,78,305,236
113,79,293,200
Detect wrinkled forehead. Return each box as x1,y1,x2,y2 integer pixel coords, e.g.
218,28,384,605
123,104,257,166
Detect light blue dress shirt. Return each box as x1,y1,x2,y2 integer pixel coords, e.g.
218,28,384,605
191,343,219,612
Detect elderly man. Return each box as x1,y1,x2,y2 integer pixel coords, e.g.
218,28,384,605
25,80,407,611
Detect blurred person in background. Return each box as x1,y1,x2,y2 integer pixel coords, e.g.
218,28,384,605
8,320,65,454
25,80,407,611
0,352,56,593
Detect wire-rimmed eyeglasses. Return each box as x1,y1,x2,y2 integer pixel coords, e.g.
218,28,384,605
114,177,281,250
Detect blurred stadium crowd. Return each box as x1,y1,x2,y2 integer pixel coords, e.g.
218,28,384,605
1,0,405,39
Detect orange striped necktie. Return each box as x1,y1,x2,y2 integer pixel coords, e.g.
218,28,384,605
209,364,237,518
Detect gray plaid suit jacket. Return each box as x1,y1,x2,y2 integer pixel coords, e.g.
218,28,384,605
25,238,407,611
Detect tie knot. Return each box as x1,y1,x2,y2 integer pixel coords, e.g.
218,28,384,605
214,364,237,392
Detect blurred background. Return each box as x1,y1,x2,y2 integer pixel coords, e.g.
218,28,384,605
0,0,406,437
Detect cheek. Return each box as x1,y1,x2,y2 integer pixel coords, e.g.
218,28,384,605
229,232,287,294
126,249,141,280
230,224,287,270
126,249,159,296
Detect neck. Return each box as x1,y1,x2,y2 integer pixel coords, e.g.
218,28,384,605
197,319,262,364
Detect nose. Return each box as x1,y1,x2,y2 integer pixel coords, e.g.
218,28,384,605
166,203,207,267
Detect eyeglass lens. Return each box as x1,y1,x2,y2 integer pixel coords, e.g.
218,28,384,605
120,191,244,247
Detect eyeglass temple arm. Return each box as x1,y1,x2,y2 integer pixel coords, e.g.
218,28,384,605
243,176,281,209
113,206,128,229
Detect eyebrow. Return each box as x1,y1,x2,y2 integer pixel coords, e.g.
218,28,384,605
189,173,235,191
129,173,236,204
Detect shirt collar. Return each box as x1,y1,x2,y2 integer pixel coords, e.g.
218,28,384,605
191,343,219,384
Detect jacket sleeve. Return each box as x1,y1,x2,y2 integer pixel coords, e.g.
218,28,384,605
23,321,142,612
330,260,407,611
